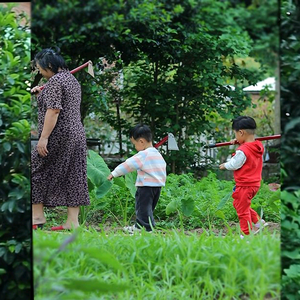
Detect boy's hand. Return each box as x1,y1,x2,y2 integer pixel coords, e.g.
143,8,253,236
219,163,226,170
230,139,238,145
107,174,114,181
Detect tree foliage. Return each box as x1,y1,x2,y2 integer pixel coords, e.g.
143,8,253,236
31,0,276,173
0,4,32,299
280,1,300,299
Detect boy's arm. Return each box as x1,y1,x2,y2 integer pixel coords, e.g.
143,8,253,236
107,152,145,180
219,150,246,170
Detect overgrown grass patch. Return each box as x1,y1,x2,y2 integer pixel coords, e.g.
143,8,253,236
34,228,280,300
81,171,280,231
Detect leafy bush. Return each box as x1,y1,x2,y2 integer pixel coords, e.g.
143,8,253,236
280,1,300,298
0,4,31,299
281,190,300,299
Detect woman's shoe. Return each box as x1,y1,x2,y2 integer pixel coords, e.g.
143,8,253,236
51,225,64,231
33,224,44,230
51,225,71,231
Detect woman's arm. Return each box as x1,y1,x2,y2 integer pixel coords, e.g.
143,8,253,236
37,108,60,157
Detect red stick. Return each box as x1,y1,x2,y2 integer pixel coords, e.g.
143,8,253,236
36,61,91,92
208,134,281,148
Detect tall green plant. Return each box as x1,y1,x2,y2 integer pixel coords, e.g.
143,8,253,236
0,4,31,299
81,150,113,224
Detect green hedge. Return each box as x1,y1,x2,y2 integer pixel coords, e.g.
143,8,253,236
0,4,32,299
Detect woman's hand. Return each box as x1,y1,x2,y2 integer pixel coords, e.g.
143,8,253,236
37,137,49,157
31,86,42,95
107,174,114,181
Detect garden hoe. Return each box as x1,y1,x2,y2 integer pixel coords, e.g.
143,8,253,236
154,133,179,150
31,60,94,94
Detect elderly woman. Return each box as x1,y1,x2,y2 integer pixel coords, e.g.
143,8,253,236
31,48,90,230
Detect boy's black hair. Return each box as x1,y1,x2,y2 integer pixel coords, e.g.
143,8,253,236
232,116,256,131
34,47,68,74
130,124,152,142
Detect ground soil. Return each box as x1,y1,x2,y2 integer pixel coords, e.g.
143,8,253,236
44,207,280,236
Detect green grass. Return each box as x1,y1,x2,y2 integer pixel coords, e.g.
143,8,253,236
33,228,280,300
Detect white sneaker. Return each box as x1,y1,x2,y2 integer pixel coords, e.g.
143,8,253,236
253,219,269,234
123,225,141,234
123,225,153,234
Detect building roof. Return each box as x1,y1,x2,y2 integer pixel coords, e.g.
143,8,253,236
243,77,275,92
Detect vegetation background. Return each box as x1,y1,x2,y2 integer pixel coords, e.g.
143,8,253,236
280,1,300,299
0,3,31,299
31,0,279,175
1,0,299,299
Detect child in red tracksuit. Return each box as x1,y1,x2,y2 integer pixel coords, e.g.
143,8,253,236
219,116,267,236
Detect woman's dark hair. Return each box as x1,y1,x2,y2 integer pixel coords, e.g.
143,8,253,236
130,124,152,142
34,47,68,73
232,116,256,132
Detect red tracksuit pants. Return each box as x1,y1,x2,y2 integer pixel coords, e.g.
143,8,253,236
232,186,260,235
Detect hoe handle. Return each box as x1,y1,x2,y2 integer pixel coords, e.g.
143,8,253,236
208,134,281,148
32,61,92,93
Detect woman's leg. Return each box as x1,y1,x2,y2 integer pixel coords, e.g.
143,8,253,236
64,207,80,229
32,203,46,225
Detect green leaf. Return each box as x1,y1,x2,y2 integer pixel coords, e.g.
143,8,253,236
3,142,11,151
8,189,24,200
181,197,194,217
215,210,226,220
166,199,179,215
282,250,300,260
217,192,232,210
284,264,300,279
16,142,25,153
125,171,137,198
87,150,112,198
113,177,126,189
95,180,113,198
8,201,15,213
0,269,6,275
284,117,300,133
81,248,123,270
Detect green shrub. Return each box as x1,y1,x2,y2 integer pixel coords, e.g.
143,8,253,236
280,1,300,298
0,4,31,299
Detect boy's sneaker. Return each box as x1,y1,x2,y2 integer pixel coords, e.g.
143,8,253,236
253,219,268,234
123,225,140,234
123,225,153,234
